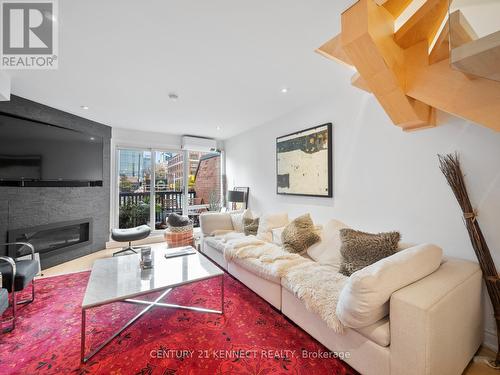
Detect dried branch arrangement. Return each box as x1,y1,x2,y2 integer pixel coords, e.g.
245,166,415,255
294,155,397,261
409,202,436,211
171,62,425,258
438,153,500,367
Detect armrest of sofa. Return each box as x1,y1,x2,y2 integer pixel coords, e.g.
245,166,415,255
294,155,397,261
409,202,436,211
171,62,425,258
199,212,234,237
389,258,483,375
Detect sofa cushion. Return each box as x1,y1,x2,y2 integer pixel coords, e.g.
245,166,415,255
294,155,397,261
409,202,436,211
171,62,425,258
339,229,400,276
204,237,227,253
355,318,390,347
336,243,443,328
257,212,289,242
307,219,349,267
204,232,247,254
282,262,348,333
230,257,282,284
210,229,235,236
282,214,320,254
200,212,233,236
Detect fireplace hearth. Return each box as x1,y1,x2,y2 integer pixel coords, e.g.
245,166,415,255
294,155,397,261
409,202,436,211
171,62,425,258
8,218,93,269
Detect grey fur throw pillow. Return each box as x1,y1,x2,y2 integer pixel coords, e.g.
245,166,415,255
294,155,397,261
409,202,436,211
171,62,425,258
339,229,400,276
243,217,260,236
281,214,321,254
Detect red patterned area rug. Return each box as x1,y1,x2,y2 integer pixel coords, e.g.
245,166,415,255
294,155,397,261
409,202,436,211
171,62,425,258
0,271,358,375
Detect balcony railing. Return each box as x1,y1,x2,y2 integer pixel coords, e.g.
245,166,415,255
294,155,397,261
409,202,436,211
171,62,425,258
119,191,196,229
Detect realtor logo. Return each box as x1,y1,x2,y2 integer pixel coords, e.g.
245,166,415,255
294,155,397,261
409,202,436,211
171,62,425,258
1,0,58,69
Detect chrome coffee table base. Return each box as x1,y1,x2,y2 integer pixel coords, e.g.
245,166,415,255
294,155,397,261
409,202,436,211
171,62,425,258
81,275,224,363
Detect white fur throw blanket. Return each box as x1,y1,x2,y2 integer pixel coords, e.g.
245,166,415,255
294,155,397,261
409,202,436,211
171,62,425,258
222,234,266,251
283,263,348,333
221,238,347,332
225,241,311,278
224,239,348,333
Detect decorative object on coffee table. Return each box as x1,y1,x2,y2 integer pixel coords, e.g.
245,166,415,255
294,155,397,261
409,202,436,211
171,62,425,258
276,123,332,197
438,152,500,369
140,247,153,269
164,213,194,247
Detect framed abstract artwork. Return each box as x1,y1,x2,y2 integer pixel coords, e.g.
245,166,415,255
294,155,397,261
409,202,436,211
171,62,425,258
276,123,332,197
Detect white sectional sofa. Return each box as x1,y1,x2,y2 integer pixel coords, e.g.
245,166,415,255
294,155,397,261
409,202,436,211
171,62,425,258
199,212,483,375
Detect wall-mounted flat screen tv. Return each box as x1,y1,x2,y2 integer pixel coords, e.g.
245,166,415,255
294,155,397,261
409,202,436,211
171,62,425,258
0,113,103,184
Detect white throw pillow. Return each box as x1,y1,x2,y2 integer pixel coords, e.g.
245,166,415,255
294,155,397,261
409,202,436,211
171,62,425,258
336,243,443,328
271,227,286,246
230,209,253,233
257,212,289,242
307,219,349,267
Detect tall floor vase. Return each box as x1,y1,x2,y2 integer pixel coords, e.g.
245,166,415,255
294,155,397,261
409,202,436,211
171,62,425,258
438,153,500,368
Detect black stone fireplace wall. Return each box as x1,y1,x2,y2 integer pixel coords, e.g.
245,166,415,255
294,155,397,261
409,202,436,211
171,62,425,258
0,96,111,269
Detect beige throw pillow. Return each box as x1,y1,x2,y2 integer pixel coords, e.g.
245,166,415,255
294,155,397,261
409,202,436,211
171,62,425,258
256,212,289,242
243,217,260,236
339,229,400,276
281,214,321,254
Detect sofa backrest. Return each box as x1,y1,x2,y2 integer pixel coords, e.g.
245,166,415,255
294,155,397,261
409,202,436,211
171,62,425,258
199,212,234,236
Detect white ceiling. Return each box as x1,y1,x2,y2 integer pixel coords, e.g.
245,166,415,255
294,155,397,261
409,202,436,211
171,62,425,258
8,0,353,139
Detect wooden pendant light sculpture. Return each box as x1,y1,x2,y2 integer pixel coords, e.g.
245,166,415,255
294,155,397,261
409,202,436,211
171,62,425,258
317,0,500,132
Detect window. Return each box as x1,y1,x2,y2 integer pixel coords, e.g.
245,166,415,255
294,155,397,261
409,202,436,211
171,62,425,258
116,148,221,230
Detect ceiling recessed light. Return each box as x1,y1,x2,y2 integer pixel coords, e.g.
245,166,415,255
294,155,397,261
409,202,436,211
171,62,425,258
80,105,89,110
90,137,95,141
216,126,221,131
281,87,289,94
168,93,179,101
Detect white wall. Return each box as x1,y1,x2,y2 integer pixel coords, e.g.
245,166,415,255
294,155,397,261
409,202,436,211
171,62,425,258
225,84,500,350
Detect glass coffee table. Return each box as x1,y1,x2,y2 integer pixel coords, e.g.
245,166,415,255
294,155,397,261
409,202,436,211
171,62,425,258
81,246,224,363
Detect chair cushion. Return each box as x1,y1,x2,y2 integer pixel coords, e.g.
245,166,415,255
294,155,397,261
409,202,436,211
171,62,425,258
0,288,8,315
111,225,151,242
0,259,39,292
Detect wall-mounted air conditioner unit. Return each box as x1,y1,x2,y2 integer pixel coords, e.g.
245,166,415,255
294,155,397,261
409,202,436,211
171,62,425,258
181,136,218,152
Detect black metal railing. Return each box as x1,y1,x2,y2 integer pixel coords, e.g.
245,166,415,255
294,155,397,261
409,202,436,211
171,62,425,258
118,191,196,228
